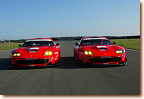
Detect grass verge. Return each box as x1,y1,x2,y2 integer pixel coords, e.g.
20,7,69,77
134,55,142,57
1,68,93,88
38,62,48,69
0,43,22,50
110,39,140,51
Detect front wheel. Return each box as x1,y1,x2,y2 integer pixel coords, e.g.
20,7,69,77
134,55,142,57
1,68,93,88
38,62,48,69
9,64,19,70
121,57,127,66
52,53,60,67
9,61,15,69
124,57,127,65
74,55,85,66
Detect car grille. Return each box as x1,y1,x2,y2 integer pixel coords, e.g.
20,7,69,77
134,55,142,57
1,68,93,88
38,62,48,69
89,57,122,63
16,59,49,64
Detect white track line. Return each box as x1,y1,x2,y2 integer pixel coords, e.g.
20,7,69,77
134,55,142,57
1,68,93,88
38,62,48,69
0,50,7,51
0,49,13,52
126,49,140,52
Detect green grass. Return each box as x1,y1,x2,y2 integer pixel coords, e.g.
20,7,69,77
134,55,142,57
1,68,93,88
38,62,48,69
0,42,22,50
110,39,140,51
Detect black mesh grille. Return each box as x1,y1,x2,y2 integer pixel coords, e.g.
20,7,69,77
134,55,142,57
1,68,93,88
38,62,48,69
99,48,107,51
89,57,122,63
16,59,48,64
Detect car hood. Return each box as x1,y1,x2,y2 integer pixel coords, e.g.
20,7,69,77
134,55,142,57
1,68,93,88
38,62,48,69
12,46,55,58
82,45,124,56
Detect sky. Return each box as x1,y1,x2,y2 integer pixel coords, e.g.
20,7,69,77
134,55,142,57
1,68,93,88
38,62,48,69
0,0,140,40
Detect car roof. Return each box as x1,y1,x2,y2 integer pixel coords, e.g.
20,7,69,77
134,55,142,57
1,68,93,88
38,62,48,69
82,37,108,40
27,38,53,42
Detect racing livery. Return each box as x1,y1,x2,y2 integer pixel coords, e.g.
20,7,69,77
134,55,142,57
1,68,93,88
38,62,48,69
74,37,127,66
9,38,60,68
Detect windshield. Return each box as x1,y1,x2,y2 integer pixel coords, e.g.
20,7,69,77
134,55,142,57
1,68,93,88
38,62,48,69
81,39,113,46
22,41,54,47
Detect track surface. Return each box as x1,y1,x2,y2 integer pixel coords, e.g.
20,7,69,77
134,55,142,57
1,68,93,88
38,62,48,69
0,40,140,95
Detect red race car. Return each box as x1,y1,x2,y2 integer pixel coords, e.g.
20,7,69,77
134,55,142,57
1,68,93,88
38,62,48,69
74,37,127,66
9,38,60,68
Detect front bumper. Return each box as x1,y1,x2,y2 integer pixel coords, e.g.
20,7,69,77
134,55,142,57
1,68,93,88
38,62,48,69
80,55,126,65
10,56,56,67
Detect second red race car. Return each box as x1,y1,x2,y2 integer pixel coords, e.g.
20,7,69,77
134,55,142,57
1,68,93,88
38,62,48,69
74,37,127,66
9,38,60,69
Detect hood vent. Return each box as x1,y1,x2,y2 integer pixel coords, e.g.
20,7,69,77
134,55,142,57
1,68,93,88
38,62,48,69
30,49,38,52
29,47,39,52
99,48,107,51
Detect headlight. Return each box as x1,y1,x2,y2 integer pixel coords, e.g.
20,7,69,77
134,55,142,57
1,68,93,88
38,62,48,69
44,51,53,56
116,49,123,54
84,50,94,55
13,52,20,57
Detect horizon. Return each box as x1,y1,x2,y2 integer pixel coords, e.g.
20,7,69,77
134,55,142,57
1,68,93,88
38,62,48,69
0,35,140,41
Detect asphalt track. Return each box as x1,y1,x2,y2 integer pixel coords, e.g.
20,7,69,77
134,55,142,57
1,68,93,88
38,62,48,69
0,40,140,95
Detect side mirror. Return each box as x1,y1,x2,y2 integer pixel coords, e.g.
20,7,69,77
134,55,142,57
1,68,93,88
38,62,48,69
75,43,79,46
18,44,22,47
113,42,117,44
56,43,60,46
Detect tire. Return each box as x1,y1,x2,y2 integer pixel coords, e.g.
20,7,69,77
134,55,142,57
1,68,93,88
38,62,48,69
74,54,86,67
123,57,127,65
9,61,14,69
121,57,127,66
52,53,60,67
58,52,60,62
74,54,79,63
9,64,18,70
